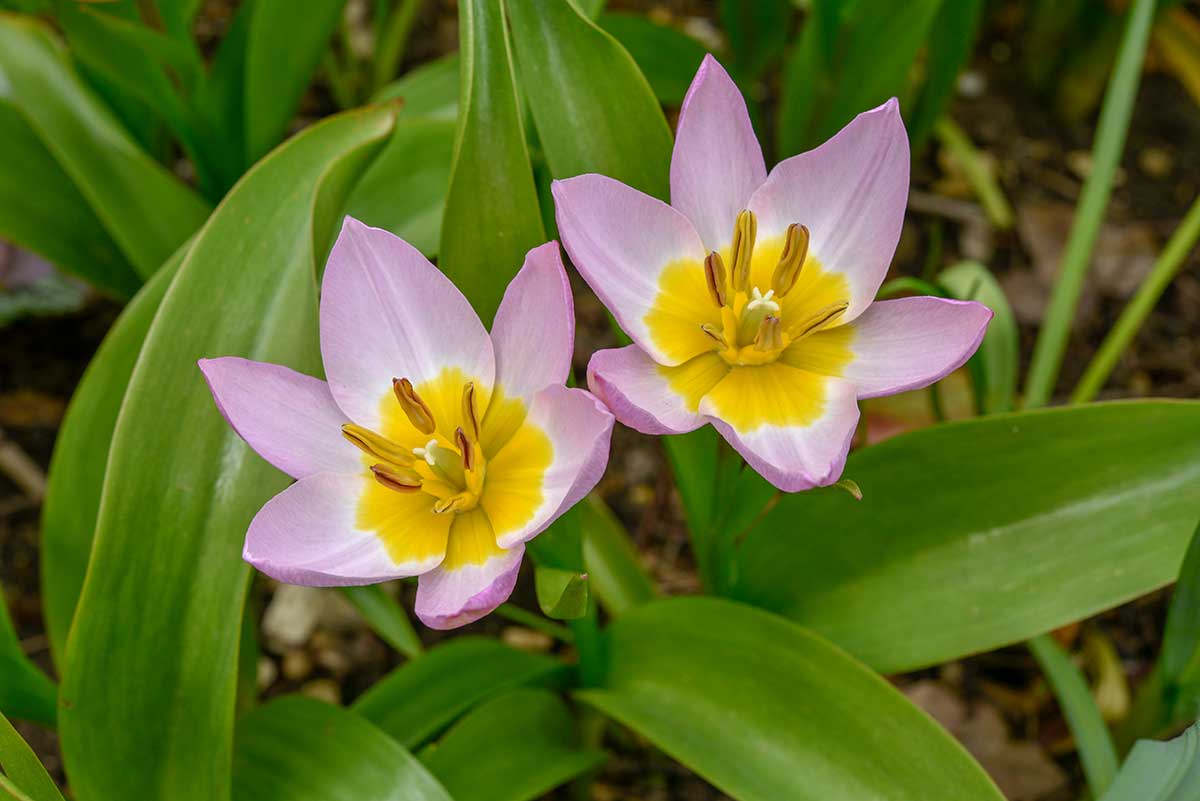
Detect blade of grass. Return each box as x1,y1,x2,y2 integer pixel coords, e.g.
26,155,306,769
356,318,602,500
1029,633,1120,797
933,117,1014,230
339,585,424,659
1071,193,1200,403
1022,0,1155,408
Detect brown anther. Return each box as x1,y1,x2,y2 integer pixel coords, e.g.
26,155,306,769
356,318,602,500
791,301,849,340
370,463,423,493
703,251,727,307
700,323,729,349
771,223,810,297
342,424,414,466
730,209,757,292
393,377,436,435
433,495,468,515
754,316,783,352
460,382,480,441
455,426,474,471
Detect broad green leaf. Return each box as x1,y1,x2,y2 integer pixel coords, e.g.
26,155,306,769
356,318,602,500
40,245,187,668
421,688,605,801
535,566,589,620
596,12,706,105
732,401,1200,673
720,0,792,81
578,495,656,616
0,15,210,278
0,589,54,727
371,54,460,119
353,637,569,748
508,0,672,199
777,0,945,156
192,0,255,191
439,0,544,323
58,105,397,801
233,697,453,801
939,261,1018,414
338,585,423,659
580,597,1004,801
243,0,346,165
0,713,64,801
0,101,137,297
907,0,983,147
1098,722,1200,801
1163,522,1200,695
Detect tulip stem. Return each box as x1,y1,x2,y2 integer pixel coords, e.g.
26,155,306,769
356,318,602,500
1022,0,1156,409
495,603,574,643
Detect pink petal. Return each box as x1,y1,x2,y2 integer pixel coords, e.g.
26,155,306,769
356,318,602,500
748,98,909,322
587,345,714,435
836,297,992,399
485,385,614,550
244,472,448,586
320,217,495,430
701,371,860,492
415,510,524,629
198,357,360,480
489,242,574,404
552,174,707,366
671,54,767,251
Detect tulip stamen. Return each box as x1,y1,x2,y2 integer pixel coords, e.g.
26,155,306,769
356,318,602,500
703,251,728,308
789,301,849,340
342,423,415,467
771,223,809,297
393,377,437,435
371,463,423,493
754,316,783,352
730,209,757,293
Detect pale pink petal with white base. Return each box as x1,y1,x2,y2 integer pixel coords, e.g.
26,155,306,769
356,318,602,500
198,356,360,479
490,241,574,403
748,99,909,322
244,472,446,586
415,510,524,630
587,346,711,435
832,297,993,399
485,385,614,550
320,216,495,429
702,374,860,493
552,175,707,366
671,54,767,251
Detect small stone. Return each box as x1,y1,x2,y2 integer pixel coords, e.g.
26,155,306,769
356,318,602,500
501,626,554,653
281,648,313,682
1066,150,1092,180
315,645,352,677
261,584,322,652
956,70,986,99
1138,147,1173,178
300,678,342,705
256,656,278,691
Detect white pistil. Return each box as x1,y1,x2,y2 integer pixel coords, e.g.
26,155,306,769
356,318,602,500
412,438,439,466
746,287,779,315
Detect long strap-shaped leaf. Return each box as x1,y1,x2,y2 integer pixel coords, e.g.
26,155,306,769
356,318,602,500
0,713,64,801
0,584,55,727
57,104,397,801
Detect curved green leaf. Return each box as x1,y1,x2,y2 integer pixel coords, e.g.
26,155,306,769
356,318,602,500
732,401,1200,673
0,713,64,801
0,589,54,727
353,637,569,748
41,245,188,668
338,585,423,659
0,101,136,296
1098,722,1200,801
58,104,397,801
439,0,544,322
580,597,1004,801
0,15,209,278
939,261,1018,414
597,12,707,106
371,54,459,119
421,688,605,801
720,0,792,81
579,495,656,616
508,0,672,199
233,697,453,801
535,566,589,620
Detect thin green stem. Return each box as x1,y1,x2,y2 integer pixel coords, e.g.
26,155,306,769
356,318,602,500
933,116,1014,231
1071,193,1200,403
322,51,358,110
1023,0,1156,409
495,603,574,643
372,0,424,96
1029,633,1120,797
339,585,424,659
569,599,605,689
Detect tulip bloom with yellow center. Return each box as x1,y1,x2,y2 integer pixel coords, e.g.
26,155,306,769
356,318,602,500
200,220,613,628
553,55,991,492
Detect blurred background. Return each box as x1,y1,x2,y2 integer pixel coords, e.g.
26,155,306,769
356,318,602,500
1,0,1198,798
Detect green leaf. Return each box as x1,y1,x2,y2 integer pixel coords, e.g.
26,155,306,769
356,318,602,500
40,245,186,668
338,585,423,660
508,0,672,199
0,589,55,728
243,0,347,165
578,495,656,616
439,0,544,323
720,0,792,81
596,12,707,106
0,101,137,296
353,636,569,749
371,53,459,119
1163,522,1200,694
0,15,210,279
535,566,589,620
938,261,1018,414
232,697,453,801
1097,722,1200,801
57,105,397,801
0,713,64,801
907,0,983,147
579,597,1004,801
777,0,945,156
421,688,605,801
732,401,1200,673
